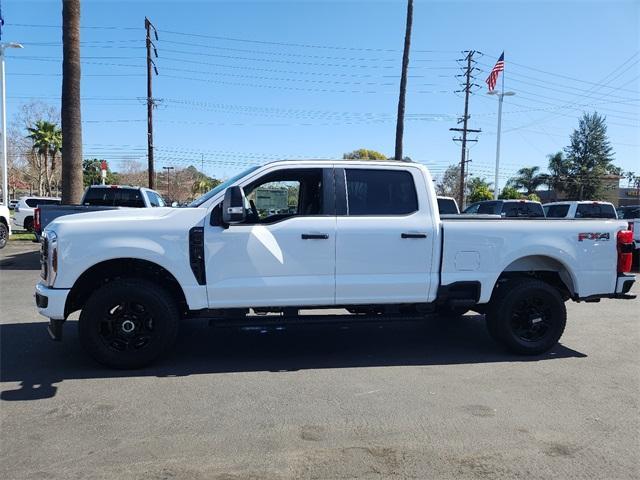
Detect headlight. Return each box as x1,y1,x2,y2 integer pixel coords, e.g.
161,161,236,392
41,231,58,286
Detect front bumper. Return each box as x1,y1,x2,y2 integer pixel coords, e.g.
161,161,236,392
35,282,70,320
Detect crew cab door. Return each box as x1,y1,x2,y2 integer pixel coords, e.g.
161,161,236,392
335,166,438,304
205,166,336,308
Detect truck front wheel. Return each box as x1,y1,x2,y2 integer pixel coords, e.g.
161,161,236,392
79,279,180,369
486,278,566,355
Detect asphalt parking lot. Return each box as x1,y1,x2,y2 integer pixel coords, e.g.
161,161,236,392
1,241,639,480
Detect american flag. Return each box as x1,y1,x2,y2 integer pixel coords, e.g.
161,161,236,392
485,52,504,91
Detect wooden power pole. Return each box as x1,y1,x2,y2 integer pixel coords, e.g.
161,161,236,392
145,17,158,189
450,51,481,207
394,0,413,161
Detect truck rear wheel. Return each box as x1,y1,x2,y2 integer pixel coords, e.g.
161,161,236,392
0,223,7,249
79,279,180,369
486,278,566,355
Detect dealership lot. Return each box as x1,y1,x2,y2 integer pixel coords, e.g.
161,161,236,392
1,241,638,480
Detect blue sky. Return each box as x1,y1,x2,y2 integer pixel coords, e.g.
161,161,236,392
3,0,639,186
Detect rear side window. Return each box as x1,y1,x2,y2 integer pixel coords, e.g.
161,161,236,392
345,169,418,215
576,203,616,219
25,199,60,207
544,204,570,218
438,198,459,214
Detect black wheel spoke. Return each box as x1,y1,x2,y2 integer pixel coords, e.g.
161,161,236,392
98,300,156,352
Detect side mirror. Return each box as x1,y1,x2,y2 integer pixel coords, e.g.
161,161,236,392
222,186,246,224
171,201,178,208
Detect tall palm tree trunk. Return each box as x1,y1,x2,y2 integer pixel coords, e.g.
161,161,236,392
394,0,413,160
61,0,83,203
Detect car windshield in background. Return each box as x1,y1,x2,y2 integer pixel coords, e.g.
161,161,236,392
83,188,145,208
544,204,570,218
575,203,616,219
188,166,260,207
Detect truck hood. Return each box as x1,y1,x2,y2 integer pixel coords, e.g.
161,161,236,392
52,206,175,224
47,207,207,234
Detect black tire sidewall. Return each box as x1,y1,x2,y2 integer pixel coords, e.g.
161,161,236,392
0,224,7,249
488,280,566,355
79,279,179,369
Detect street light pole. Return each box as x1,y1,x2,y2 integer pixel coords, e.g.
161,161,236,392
0,42,23,206
488,90,515,199
163,166,174,200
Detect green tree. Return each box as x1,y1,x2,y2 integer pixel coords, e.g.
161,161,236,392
435,164,461,200
508,166,547,195
343,149,388,160
545,151,569,198
26,120,62,196
499,186,522,200
527,193,541,202
468,185,493,203
83,159,117,186
564,112,617,200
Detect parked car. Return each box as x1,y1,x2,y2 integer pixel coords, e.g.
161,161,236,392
464,199,545,218
35,160,635,368
13,196,61,231
437,196,460,215
34,185,166,238
0,204,11,249
543,201,617,219
8,199,18,210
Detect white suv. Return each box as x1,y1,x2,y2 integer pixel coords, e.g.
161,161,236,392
0,204,11,249
13,196,61,231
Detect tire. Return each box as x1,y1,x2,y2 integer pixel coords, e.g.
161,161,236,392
79,279,180,369
0,223,7,249
486,278,566,355
23,216,34,232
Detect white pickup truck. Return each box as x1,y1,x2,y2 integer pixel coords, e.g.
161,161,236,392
35,160,636,368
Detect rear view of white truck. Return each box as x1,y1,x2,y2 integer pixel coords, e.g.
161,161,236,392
34,160,636,368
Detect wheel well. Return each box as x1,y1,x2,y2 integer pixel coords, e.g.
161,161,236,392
0,216,7,227
65,258,188,318
498,255,575,300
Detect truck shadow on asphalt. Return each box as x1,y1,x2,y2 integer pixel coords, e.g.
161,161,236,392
0,315,587,401
0,248,40,270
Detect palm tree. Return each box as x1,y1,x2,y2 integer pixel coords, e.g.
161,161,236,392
61,0,84,203
27,121,63,196
510,166,547,195
394,0,413,160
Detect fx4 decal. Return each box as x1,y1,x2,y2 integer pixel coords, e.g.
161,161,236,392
578,232,610,242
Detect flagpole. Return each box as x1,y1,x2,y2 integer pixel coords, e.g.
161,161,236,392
491,52,514,200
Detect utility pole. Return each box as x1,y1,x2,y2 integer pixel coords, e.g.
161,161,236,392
450,50,481,208
145,17,159,189
163,166,174,200
394,0,413,161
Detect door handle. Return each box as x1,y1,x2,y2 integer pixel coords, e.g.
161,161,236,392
301,233,329,240
401,233,427,239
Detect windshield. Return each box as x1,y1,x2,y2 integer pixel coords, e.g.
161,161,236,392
188,166,260,207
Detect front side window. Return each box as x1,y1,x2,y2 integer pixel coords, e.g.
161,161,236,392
345,169,418,215
464,203,480,214
242,168,325,224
